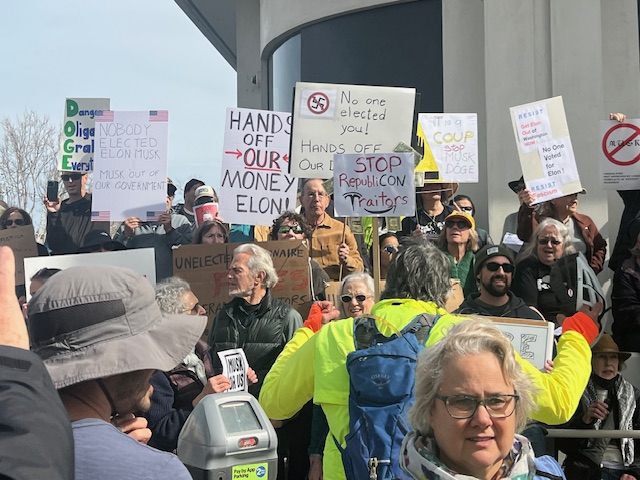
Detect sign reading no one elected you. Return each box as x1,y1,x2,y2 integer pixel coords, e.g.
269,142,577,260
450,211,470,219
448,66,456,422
92,110,168,222
333,152,415,217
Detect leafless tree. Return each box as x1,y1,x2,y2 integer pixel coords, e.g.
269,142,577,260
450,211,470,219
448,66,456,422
0,110,61,238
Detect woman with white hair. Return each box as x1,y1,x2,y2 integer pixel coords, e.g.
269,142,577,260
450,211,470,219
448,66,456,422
339,272,375,318
401,319,564,479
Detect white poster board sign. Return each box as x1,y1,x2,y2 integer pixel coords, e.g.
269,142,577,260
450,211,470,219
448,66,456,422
92,110,168,222
59,98,111,172
480,316,554,371
333,152,415,217
509,97,583,204
418,113,478,183
219,108,296,225
290,82,416,178
217,348,249,393
24,248,156,300
600,119,640,190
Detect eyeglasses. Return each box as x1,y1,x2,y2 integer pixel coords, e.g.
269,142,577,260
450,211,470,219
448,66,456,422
384,245,398,255
435,394,519,419
458,206,474,214
278,225,304,235
61,173,83,181
305,191,328,199
485,262,514,273
5,219,25,226
340,294,371,303
538,237,562,247
445,220,470,229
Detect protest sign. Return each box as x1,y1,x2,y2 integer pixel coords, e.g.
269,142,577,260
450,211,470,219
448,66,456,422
172,240,311,339
194,203,219,227
417,114,478,183
600,119,640,190
290,82,416,178
485,317,554,371
0,226,38,285
59,98,111,172
91,110,168,221
217,348,249,393
333,152,415,217
509,97,583,204
219,108,296,225
24,248,156,300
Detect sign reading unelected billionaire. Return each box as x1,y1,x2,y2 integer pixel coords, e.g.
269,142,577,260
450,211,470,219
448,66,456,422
290,82,416,179
219,108,296,226
59,98,110,173
333,152,415,217
91,110,168,222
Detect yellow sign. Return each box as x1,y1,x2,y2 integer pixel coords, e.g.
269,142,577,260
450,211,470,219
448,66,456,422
231,463,268,479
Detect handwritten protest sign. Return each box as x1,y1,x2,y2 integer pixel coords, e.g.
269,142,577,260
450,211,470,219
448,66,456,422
333,152,415,217
173,240,311,339
600,119,640,190
59,98,111,172
91,110,168,221
487,317,554,371
0,226,38,285
217,348,249,393
418,114,478,183
219,108,296,225
24,248,156,300
290,82,416,178
510,97,583,204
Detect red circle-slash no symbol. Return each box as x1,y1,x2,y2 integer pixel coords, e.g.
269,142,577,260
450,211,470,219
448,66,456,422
602,123,640,166
307,92,330,115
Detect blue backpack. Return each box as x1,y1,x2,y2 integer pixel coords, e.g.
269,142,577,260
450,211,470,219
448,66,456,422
335,313,439,480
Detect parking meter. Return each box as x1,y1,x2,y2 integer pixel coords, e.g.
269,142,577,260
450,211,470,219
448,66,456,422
177,392,278,479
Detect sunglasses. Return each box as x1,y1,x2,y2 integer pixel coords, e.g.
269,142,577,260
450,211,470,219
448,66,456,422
485,262,514,273
445,220,470,229
384,245,398,254
61,173,83,181
538,237,562,246
341,294,370,303
278,225,303,235
5,219,25,226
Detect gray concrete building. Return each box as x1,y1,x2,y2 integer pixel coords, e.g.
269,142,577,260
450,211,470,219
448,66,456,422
177,0,640,278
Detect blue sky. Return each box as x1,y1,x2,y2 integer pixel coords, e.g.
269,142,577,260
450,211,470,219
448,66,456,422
0,0,236,202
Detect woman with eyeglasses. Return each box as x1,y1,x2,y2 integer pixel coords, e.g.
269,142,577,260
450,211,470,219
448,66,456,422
193,220,228,245
338,272,375,318
401,319,564,480
451,194,493,249
401,183,457,242
436,211,479,297
270,211,330,302
0,207,48,255
517,189,606,274
373,232,400,280
512,218,577,324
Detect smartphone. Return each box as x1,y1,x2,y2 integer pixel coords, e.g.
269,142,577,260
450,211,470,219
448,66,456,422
47,180,59,202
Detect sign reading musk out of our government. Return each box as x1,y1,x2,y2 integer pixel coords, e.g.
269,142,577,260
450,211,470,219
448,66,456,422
290,82,417,179
219,108,297,226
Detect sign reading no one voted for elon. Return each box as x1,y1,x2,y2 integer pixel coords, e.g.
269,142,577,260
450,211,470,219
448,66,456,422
290,82,416,178
59,98,110,172
219,108,296,225
600,119,640,190
418,113,478,183
217,348,249,393
509,96,582,204
333,153,415,217
91,110,169,222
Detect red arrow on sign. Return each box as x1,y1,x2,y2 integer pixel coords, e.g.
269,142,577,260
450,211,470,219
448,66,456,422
225,149,242,159
283,154,289,162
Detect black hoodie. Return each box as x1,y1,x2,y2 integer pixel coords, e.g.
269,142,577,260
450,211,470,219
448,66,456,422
456,291,545,321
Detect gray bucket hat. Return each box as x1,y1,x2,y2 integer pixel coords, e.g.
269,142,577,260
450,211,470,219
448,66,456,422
27,265,206,389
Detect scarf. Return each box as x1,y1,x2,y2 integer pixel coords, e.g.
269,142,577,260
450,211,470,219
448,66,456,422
584,374,636,466
182,349,208,386
400,432,537,480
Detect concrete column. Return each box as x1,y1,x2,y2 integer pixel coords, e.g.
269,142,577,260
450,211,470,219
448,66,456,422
236,0,262,108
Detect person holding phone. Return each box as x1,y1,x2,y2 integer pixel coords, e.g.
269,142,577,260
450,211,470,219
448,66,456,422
44,173,110,254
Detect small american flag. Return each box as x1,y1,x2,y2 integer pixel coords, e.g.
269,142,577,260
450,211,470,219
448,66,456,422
92,211,111,222
95,110,115,122
149,110,168,122
147,211,164,222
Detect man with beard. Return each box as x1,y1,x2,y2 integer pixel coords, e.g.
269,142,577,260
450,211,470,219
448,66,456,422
456,245,544,320
27,265,205,479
